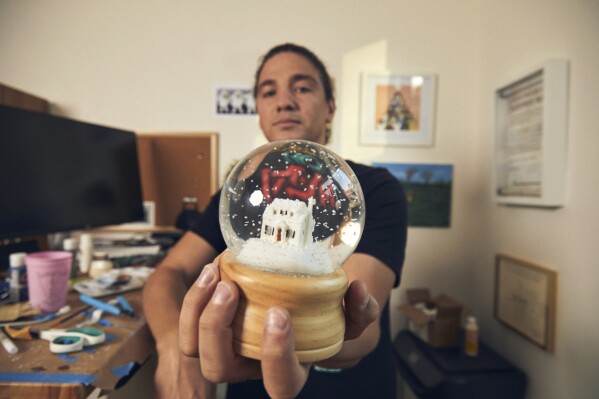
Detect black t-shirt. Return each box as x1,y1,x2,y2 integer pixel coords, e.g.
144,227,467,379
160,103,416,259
192,160,408,399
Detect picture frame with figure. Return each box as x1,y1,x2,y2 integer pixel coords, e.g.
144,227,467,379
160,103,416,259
360,73,436,146
215,86,256,116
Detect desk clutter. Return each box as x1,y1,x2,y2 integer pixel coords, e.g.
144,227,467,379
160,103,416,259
1,292,141,349
1,229,169,306
0,290,153,394
73,267,152,298
71,231,177,271
0,230,163,395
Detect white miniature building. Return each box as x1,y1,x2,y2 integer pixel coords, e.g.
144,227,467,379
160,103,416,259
260,197,315,247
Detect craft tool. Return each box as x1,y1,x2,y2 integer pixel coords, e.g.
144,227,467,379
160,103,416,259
40,327,106,354
4,305,90,340
79,294,121,315
0,305,71,328
0,328,18,355
76,309,104,328
50,335,84,354
116,296,134,317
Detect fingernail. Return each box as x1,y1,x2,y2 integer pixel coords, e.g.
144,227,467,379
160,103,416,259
265,308,288,332
197,264,215,288
212,282,231,305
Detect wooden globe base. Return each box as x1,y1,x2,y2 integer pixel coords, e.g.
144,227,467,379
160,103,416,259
219,250,348,363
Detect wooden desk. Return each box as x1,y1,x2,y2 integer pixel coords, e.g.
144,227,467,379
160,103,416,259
0,289,154,399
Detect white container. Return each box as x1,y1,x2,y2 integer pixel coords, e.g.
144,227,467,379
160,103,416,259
9,252,27,302
89,251,112,278
89,259,113,278
78,234,94,274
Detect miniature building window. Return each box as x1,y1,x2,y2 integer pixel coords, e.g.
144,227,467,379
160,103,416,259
265,225,274,235
286,230,295,239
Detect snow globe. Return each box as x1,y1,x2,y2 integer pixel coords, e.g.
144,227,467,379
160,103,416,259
219,139,365,362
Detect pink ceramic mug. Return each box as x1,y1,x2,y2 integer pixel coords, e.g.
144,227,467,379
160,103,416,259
25,251,72,313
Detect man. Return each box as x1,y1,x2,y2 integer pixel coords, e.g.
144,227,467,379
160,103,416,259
144,43,407,399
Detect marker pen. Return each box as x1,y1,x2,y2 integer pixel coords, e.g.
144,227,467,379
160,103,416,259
0,328,18,355
79,294,121,315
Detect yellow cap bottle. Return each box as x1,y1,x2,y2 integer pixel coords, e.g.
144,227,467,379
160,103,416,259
464,316,479,357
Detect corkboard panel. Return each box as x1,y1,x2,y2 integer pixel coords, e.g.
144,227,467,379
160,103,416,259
136,133,219,227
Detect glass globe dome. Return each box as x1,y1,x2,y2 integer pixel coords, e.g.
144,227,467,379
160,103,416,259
219,140,365,275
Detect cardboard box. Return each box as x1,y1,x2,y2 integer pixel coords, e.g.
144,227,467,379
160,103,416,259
398,288,464,348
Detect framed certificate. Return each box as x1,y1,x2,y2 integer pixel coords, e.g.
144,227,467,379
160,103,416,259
494,60,569,207
494,254,558,352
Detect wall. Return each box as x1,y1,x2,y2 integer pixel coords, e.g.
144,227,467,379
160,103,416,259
1,1,597,398
474,1,599,398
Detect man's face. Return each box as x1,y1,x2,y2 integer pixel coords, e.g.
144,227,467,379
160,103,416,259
255,52,335,144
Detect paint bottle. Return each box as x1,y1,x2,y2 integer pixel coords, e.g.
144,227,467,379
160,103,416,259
464,316,479,357
78,234,94,274
63,237,80,279
175,196,202,231
9,252,28,302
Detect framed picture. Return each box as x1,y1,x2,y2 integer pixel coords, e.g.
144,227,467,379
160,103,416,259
360,73,436,146
494,254,558,352
215,86,256,116
373,162,452,227
494,60,569,207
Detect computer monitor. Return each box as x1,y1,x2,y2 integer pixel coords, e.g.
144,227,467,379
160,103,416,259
0,105,145,240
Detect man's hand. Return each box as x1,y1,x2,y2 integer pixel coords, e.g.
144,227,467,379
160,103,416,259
179,264,262,382
179,261,380,399
344,279,380,340
180,263,310,398
259,307,311,398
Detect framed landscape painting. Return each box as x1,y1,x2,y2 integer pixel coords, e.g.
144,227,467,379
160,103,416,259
374,162,452,227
